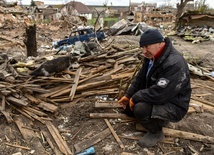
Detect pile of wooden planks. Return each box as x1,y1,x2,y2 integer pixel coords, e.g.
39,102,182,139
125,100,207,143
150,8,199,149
1,43,214,154
0,45,141,154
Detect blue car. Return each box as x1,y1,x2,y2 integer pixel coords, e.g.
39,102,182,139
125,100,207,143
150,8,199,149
52,28,105,48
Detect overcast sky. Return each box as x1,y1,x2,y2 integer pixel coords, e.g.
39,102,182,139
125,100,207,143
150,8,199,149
7,0,214,8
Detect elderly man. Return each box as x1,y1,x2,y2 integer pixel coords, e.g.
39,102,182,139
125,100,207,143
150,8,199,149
118,29,191,148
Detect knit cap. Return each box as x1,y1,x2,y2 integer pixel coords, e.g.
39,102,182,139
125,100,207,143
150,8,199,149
139,29,164,47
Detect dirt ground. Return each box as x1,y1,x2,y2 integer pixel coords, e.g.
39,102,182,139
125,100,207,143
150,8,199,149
0,25,214,155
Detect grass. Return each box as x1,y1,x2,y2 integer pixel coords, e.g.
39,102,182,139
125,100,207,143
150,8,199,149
88,17,119,27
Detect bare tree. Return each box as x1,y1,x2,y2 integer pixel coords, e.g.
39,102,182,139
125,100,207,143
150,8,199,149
103,0,108,7
0,0,6,6
174,0,194,30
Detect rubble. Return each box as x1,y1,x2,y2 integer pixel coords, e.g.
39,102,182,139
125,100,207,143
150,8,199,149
0,4,214,155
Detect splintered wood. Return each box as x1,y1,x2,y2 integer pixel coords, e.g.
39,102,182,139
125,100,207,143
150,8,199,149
46,121,72,155
0,37,214,155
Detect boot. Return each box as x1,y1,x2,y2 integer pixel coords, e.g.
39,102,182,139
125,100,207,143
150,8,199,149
138,130,164,148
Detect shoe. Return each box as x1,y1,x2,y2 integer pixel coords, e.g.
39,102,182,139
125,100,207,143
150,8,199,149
138,131,164,148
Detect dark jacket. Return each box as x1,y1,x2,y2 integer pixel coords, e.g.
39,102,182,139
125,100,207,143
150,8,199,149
126,38,191,122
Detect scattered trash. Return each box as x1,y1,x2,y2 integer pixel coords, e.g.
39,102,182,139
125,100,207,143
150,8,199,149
76,147,95,155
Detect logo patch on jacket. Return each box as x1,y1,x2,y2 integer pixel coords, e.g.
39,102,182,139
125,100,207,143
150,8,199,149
157,78,169,88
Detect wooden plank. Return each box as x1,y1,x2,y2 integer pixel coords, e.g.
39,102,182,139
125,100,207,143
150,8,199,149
136,123,214,144
117,57,137,64
14,116,47,154
74,124,119,153
69,67,82,100
1,95,5,110
89,64,111,74
77,80,115,92
94,102,121,108
21,109,45,124
42,84,72,98
78,73,100,84
46,121,72,155
103,64,124,76
25,87,50,94
6,96,28,106
0,110,13,123
90,113,135,120
111,72,134,80
37,101,58,113
80,89,119,98
14,107,35,121
24,93,40,104
94,102,196,113
191,96,214,107
5,143,30,150
50,80,117,98
0,34,25,47
50,86,73,98
191,83,214,91
190,99,214,110
22,106,48,117
104,119,125,149
41,129,62,155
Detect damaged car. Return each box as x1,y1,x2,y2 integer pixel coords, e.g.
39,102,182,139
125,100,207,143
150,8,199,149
52,28,106,48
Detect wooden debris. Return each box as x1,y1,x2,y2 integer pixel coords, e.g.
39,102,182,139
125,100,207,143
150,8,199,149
94,101,121,108
191,96,214,107
21,108,45,124
37,101,58,113
24,94,40,104
70,126,84,141
74,124,120,153
46,121,72,155
5,142,30,150
90,113,135,120
41,129,63,155
69,67,82,100
6,96,28,106
1,95,6,110
104,119,125,149
14,116,47,154
188,145,199,155
0,110,13,123
190,99,214,111
22,106,48,117
0,34,25,47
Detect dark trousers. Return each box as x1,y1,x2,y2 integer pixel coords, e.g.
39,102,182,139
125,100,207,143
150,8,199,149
125,102,168,133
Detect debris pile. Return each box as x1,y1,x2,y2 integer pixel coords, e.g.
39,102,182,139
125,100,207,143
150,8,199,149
177,26,214,43
0,4,214,155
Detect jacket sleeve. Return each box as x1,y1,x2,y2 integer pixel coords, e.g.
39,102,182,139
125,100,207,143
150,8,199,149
125,64,146,99
131,61,189,105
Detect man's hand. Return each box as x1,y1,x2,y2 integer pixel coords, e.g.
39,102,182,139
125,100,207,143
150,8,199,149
129,98,135,111
118,96,129,109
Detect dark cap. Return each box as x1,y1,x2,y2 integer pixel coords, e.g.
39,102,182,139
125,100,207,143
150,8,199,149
139,29,164,47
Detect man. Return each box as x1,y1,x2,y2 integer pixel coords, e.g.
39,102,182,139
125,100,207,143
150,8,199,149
118,28,191,148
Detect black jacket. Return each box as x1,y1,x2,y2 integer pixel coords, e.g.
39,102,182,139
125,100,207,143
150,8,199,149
126,38,191,122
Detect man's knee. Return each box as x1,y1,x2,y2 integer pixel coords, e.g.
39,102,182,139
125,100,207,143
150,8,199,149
134,102,152,119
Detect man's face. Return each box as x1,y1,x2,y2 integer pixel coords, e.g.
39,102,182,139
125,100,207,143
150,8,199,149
141,43,161,59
